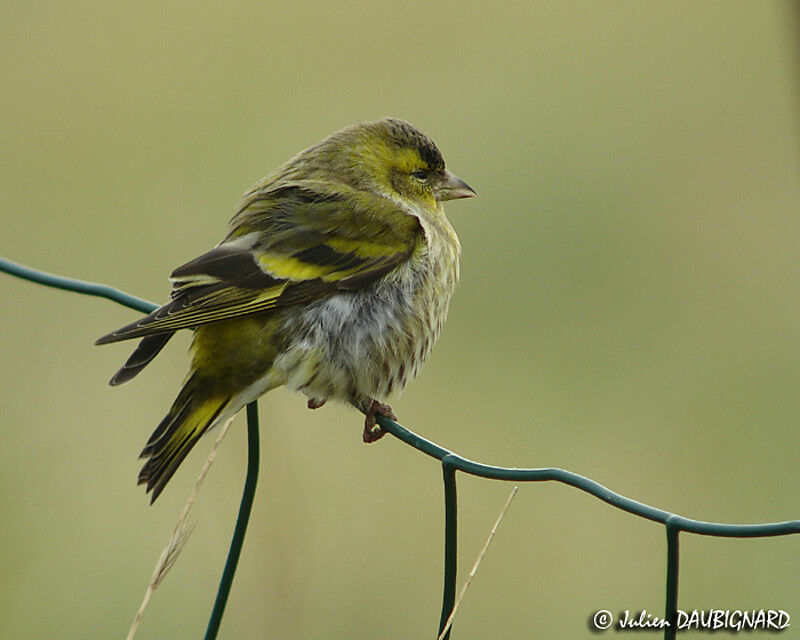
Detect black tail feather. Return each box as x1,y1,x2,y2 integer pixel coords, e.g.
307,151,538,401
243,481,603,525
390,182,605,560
136,374,229,503
109,333,174,386
139,382,195,458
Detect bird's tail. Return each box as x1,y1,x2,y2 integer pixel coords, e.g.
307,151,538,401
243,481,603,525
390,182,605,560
138,374,231,503
108,333,174,386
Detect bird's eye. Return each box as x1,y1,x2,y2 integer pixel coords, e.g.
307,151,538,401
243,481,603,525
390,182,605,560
410,169,429,181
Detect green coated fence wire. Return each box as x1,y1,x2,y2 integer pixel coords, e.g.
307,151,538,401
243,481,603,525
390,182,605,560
3,253,800,640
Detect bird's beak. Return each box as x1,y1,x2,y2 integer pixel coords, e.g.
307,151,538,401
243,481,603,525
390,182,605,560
437,170,477,201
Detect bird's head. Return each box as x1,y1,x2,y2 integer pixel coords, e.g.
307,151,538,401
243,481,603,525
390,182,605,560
312,118,476,211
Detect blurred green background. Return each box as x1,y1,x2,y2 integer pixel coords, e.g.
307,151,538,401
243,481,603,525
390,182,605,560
2,2,800,638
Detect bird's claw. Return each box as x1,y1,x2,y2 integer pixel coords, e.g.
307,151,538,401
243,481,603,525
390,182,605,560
362,400,396,443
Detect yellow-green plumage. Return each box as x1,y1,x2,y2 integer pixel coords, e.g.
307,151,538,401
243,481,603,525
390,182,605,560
97,118,475,502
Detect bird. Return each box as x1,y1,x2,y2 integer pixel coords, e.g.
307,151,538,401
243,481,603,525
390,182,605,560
96,117,475,502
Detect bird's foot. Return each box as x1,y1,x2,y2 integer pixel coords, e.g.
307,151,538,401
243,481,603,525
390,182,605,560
362,400,396,443
307,397,326,410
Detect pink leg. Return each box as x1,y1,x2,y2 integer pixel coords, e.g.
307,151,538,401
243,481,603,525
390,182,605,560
362,400,396,443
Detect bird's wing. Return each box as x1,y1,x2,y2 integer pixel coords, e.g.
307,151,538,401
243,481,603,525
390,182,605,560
96,182,421,344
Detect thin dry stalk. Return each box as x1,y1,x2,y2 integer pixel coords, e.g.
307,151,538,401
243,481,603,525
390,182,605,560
438,486,519,640
125,414,237,640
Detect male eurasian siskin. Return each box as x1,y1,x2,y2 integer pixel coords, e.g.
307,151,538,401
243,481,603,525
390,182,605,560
97,118,475,502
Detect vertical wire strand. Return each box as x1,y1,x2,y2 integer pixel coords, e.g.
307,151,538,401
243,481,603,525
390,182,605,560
663,521,680,640
204,401,261,640
439,456,458,640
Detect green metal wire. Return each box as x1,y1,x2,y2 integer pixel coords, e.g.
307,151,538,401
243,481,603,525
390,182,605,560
4,253,800,640
438,457,458,640
0,255,259,640
204,401,260,640
664,522,680,640
374,414,800,537
0,256,156,314
373,416,800,639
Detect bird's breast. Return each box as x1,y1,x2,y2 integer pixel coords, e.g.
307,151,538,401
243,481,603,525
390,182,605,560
276,221,460,404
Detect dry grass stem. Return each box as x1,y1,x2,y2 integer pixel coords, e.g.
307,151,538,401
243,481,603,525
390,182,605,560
437,486,519,640
125,414,237,640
